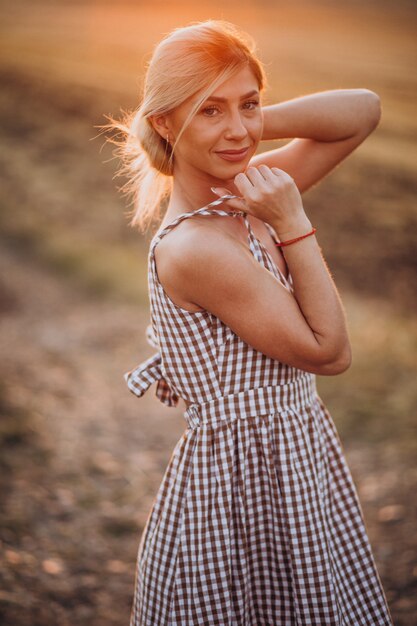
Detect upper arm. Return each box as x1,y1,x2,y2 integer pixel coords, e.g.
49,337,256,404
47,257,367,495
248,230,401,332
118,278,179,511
159,228,343,375
249,119,380,195
251,90,381,194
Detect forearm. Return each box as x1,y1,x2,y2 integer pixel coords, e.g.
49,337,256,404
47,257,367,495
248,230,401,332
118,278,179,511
272,217,351,371
262,88,381,142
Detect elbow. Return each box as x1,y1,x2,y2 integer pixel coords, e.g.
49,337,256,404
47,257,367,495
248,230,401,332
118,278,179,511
271,334,353,376
316,344,352,376
324,353,352,375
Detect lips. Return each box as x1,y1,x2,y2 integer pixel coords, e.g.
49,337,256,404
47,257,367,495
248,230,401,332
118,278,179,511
216,147,250,154
215,146,250,162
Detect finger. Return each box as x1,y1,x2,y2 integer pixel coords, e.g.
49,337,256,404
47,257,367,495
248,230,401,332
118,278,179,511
271,166,294,182
234,171,258,195
258,164,296,187
271,166,285,175
244,166,269,186
257,163,280,180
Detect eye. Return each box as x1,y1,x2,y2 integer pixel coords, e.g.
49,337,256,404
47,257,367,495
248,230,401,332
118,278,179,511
200,100,260,117
201,106,220,117
243,100,260,110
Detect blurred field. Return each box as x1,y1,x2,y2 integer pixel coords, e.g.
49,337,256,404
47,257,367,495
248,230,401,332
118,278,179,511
0,1,416,624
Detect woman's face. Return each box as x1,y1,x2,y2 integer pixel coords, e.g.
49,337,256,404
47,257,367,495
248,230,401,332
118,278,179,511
166,65,264,182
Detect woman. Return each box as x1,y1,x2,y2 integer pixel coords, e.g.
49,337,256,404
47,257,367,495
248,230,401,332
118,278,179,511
105,19,394,625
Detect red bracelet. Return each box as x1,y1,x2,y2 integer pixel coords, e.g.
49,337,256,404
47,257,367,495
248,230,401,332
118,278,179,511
275,227,317,247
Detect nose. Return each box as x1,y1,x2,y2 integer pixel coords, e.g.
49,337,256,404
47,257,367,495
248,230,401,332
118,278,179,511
224,110,249,141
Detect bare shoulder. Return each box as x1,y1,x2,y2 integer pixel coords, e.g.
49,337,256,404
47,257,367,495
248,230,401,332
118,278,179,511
153,216,253,310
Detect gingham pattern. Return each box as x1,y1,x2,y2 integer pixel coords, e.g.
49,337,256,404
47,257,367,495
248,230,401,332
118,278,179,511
126,199,394,625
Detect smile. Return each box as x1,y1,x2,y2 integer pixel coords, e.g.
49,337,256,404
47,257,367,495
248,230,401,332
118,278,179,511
215,147,250,162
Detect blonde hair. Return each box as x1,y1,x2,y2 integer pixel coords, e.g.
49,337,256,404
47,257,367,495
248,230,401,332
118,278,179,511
99,19,267,234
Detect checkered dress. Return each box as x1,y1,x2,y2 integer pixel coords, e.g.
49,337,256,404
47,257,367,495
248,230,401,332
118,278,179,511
124,200,394,625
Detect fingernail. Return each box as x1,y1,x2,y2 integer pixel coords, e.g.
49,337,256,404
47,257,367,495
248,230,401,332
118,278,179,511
211,187,220,194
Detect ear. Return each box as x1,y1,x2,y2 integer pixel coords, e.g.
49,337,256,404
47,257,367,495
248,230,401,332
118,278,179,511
148,114,171,141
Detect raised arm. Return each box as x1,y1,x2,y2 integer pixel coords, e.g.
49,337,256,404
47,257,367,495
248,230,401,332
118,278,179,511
250,88,381,194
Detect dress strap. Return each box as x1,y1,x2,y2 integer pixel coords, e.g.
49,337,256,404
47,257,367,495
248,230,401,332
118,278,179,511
264,221,280,244
150,194,267,266
150,195,245,250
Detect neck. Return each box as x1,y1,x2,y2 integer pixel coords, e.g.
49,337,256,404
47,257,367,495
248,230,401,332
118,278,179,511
166,162,241,218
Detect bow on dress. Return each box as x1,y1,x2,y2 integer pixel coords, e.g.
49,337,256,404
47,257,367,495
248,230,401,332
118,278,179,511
123,324,180,407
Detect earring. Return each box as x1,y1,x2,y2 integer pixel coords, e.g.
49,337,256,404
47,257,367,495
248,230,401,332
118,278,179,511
163,133,170,163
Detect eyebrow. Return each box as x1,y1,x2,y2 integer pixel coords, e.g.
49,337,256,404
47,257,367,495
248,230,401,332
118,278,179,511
203,89,260,103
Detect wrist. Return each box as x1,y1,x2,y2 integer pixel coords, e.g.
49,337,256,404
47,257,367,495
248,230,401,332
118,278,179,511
271,217,314,241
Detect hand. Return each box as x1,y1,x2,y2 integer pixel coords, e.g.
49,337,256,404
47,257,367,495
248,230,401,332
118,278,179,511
211,164,308,234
